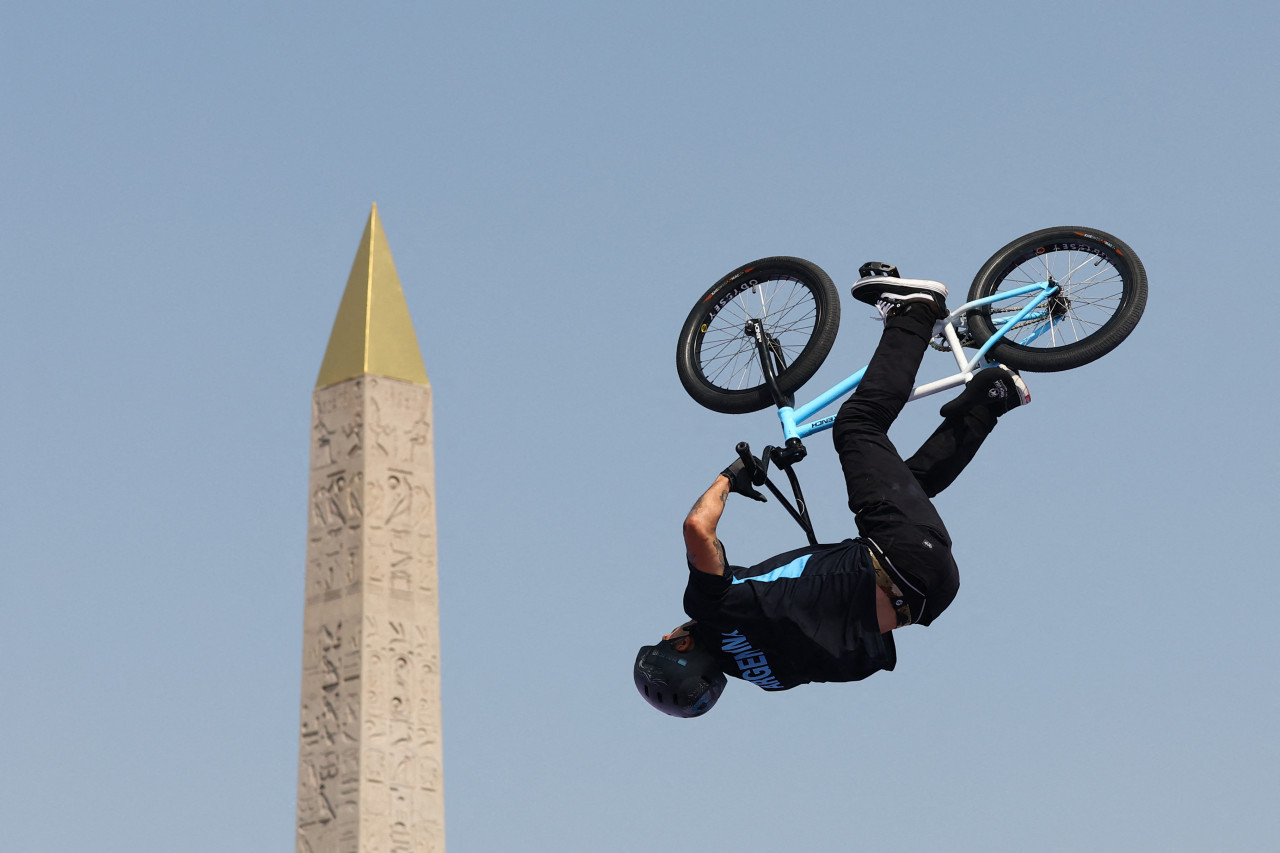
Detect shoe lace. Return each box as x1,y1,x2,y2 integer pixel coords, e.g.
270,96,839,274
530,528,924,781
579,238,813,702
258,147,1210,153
871,297,898,322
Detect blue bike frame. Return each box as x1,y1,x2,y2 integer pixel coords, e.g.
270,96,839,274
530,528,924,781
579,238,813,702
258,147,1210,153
774,281,1060,442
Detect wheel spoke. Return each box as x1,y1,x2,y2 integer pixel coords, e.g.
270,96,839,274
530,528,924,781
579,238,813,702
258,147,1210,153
985,245,1131,352
957,229,1145,372
696,274,823,392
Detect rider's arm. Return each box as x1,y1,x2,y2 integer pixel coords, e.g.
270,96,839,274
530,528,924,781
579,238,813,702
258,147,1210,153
684,475,731,577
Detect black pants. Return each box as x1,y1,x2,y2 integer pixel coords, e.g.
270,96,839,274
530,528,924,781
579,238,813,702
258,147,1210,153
831,310,995,625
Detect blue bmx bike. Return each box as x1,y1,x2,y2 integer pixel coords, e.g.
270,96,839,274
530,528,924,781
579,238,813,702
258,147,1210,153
675,226,1148,543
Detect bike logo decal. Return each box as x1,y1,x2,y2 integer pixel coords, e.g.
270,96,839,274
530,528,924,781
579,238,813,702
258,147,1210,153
1072,231,1122,255
1050,242,1108,259
1017,242,1114,272
700,274,800,331
702,280,758,325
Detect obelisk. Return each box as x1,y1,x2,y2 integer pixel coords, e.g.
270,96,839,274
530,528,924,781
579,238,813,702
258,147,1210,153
296,205,444,853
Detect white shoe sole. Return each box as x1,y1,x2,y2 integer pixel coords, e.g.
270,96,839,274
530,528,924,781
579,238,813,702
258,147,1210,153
850,275,948,305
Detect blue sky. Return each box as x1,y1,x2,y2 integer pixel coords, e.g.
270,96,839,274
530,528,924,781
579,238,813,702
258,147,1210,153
4,2,1278,851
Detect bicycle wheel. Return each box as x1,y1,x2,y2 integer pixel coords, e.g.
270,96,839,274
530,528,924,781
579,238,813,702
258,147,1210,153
677,256,840,414
965,227,1147,372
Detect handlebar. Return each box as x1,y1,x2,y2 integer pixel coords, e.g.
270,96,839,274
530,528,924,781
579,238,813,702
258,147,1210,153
733,439,816,546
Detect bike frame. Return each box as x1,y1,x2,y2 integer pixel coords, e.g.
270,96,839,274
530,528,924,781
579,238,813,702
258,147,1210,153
775,280,1060,442
738,280,1061,545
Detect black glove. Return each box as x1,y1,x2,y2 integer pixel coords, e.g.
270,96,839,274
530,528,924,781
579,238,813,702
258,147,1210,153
721,457,767,502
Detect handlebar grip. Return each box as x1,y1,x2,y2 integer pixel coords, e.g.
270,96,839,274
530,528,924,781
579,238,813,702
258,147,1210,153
736,441,769,486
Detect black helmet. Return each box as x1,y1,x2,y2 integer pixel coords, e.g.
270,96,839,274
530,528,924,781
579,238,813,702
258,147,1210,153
633,635,727,718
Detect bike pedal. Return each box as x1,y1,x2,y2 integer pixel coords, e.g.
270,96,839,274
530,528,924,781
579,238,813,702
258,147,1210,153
857,261,900,278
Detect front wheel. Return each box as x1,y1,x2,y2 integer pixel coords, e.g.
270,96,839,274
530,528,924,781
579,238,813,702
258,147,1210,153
966,227,1147,372
677,256,840,414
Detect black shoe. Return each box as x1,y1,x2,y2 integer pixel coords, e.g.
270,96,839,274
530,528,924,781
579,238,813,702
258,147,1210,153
850,274,949,321
939,365,1030,418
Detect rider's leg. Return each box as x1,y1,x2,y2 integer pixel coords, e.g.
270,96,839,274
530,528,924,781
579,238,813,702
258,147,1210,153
904,409,997,498
833,303,959,625
906,366,1030,497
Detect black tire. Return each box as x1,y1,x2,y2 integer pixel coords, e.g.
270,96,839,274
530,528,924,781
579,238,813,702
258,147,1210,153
677,256,840,414
966,227,1147,372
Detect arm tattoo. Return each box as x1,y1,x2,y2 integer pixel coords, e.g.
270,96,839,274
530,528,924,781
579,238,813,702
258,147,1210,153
688,484,729,517
714,539,728,572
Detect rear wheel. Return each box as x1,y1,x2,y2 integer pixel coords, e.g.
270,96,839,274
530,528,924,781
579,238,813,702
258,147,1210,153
966,227,1147,372
676,256,839,414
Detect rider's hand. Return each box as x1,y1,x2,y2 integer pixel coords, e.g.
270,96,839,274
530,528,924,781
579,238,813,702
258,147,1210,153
721,458,767,502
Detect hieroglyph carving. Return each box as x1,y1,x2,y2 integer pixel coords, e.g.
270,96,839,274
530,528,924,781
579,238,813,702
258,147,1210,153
298,377,443,853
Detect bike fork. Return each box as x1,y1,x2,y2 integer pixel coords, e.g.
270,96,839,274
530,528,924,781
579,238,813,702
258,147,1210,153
744,319,795,410
735,321,819,544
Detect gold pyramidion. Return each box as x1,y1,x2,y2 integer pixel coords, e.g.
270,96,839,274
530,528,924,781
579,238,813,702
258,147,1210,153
316,204,429,389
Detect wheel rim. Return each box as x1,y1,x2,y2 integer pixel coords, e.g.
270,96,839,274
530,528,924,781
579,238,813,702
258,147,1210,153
694,273,820,393
984,241,1129,352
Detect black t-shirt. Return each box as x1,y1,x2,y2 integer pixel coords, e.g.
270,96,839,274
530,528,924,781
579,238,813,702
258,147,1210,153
682,539,896,691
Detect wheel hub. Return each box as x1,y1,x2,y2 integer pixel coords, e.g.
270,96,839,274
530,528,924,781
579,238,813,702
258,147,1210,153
742,319,788,371
1045,277,1070,318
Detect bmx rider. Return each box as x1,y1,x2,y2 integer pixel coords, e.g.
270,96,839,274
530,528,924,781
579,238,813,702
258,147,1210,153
635,271,1030,717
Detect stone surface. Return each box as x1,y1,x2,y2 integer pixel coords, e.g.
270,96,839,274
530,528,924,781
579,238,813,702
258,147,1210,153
296,373,443,853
